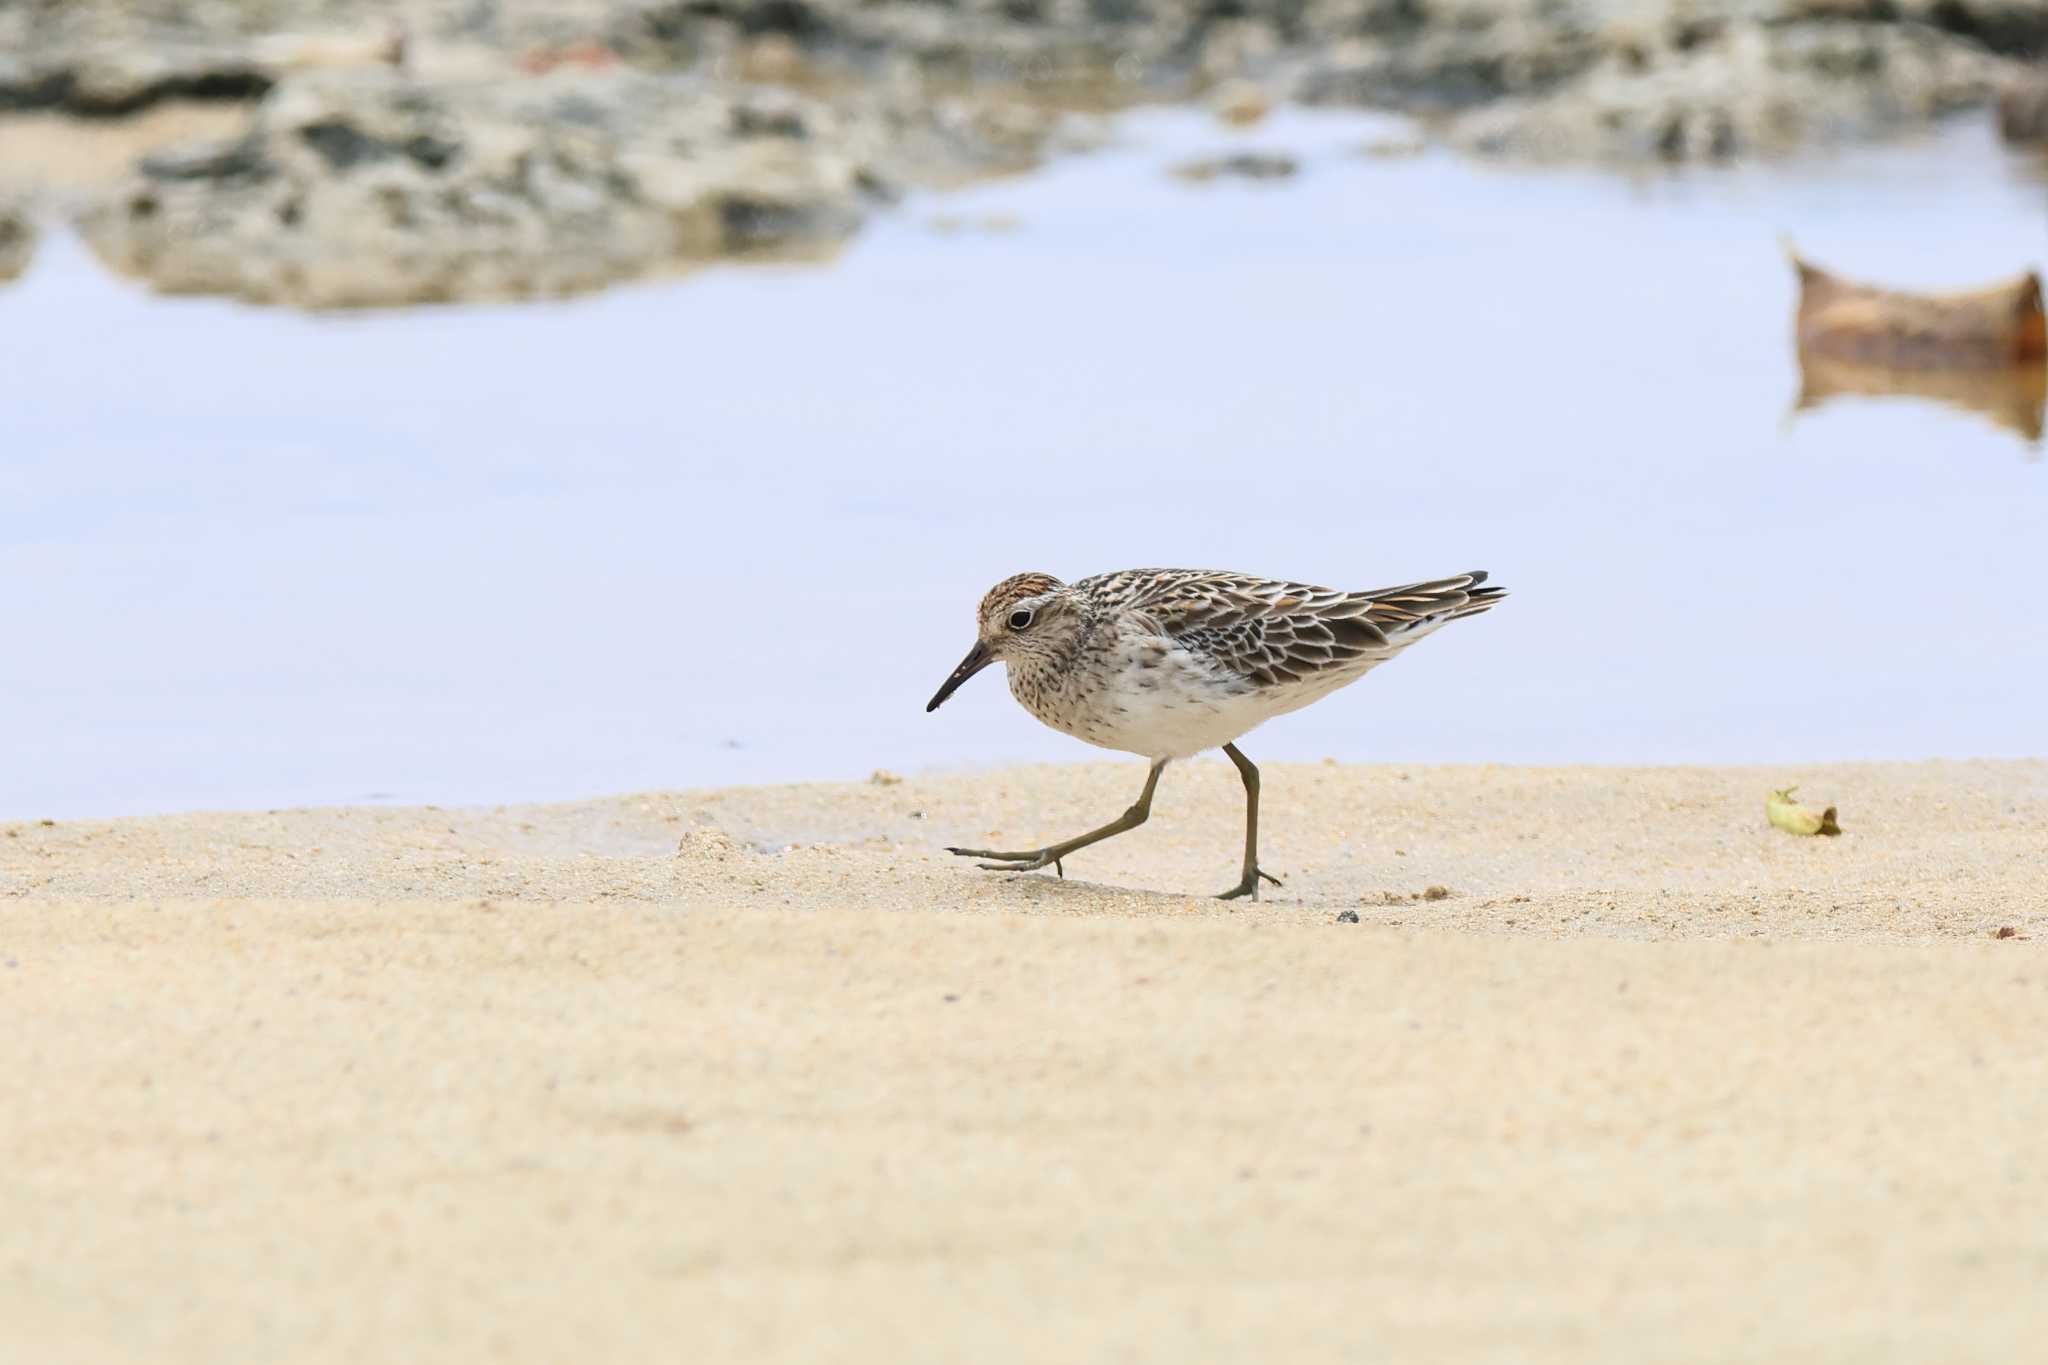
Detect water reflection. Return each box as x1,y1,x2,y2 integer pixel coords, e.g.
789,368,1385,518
1793,350,2046,447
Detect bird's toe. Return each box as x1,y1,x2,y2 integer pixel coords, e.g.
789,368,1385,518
976,854,1052,873
950,845,1029,860
1217,868,1282,900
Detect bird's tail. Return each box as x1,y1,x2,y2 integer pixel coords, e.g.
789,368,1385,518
1358,570,1506,639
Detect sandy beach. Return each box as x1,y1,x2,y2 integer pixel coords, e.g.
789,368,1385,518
5,759,2045,1361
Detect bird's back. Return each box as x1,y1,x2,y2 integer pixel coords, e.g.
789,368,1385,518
1022,569,1505,759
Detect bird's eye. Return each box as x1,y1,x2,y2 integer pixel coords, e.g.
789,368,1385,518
1008,608,1035,631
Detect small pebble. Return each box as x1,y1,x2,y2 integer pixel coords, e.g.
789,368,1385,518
1336,910,1360,924
1423,885,1451,901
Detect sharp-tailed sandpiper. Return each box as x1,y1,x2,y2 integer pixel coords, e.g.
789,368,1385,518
926,568,1506,900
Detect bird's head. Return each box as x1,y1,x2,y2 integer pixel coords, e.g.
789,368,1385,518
925,572,1077,712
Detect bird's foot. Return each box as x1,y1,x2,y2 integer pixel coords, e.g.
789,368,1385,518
1216,868,1283,901
947,846,1065,878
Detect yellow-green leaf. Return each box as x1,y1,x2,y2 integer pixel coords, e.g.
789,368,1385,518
1767,786,1842,837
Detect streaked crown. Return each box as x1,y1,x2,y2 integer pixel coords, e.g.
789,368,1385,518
976,572,1065,628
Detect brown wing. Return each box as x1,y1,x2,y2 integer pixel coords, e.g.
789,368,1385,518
1091,568,1504,689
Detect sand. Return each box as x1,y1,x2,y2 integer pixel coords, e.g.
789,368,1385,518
5,760,2046,1362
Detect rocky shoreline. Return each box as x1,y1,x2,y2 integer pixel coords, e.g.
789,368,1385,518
4,0,2045,304
72,69,1105,306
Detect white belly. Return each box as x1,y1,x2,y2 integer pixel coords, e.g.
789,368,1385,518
1008,639,1379,760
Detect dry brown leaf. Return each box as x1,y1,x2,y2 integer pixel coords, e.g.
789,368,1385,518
1787,242,2046,368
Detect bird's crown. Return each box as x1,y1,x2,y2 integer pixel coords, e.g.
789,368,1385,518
976,572,1065,628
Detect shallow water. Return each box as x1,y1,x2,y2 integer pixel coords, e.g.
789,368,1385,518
4,109,2045,819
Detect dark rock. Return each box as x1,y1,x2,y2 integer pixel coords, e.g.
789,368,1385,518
0,45,272,118
140,137,268,182
1909,0,2048,59
1169,149,1300,181
0,204,35,284
0,56,72,113
1998,67,2048,140
1293,21,1603,112
299,118,392,171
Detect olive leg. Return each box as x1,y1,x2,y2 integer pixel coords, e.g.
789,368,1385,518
949,759,1169,877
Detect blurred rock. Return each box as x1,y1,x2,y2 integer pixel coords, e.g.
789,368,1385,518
926,210,1021,233
737,34,811,85
0,44,273,116
1197,21,1284,86
1897,0,2048,58
1209,79,1274,127
253,23,412,74
72,68,1095,306
1292,18,1602,112
0,204,35,283
1997,68,2048,141
1452,20,2006,163
0,0,2038,172
2,0,2040,308
521,40,627,76
0,19,407,118
1170,150,1299,182
1355,132,1426,158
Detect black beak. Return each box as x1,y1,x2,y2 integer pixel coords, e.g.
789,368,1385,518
926,641,994,713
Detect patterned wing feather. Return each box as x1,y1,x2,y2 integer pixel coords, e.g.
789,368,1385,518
1085,568,1504,689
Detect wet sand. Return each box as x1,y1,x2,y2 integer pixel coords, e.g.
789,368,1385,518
6,760,2046,1361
